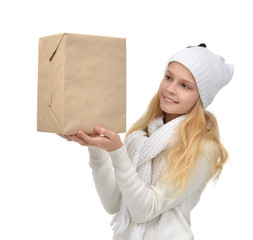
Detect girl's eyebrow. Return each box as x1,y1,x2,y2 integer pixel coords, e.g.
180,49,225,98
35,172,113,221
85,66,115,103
166,70,196,86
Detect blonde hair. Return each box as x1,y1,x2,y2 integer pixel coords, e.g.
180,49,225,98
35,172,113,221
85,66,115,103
125,91,228,197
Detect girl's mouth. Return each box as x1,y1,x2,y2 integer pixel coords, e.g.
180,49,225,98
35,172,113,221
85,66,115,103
163,95,178,104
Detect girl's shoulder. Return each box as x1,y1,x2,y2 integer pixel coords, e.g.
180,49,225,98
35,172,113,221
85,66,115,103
196,140,218,177
201,139,219,160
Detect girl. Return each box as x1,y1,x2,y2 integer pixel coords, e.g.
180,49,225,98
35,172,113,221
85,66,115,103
59,44,234,240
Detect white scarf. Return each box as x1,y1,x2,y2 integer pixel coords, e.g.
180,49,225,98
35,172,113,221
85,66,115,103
111,114,186,240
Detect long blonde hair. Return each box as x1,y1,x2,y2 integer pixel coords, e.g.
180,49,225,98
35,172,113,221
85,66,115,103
125,91,228,197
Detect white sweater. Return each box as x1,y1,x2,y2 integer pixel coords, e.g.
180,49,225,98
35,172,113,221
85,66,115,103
88,143,215,240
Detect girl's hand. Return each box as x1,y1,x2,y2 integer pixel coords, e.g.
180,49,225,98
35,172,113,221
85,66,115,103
57,126,123,152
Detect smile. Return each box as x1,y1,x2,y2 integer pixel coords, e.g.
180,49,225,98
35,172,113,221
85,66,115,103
163,95,178,104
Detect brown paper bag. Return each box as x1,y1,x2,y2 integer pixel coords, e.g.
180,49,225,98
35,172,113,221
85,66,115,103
37,33,126,135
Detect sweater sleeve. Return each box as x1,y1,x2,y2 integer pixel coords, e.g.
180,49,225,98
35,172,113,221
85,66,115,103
108,144,215,224
88,146,122,215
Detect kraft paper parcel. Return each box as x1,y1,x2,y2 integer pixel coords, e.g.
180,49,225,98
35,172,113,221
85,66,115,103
37,33,126,135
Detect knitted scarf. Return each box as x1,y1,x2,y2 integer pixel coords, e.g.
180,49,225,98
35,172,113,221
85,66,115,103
111,114,186,240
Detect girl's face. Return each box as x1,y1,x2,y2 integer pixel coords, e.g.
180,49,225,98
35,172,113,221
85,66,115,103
159,62,200,123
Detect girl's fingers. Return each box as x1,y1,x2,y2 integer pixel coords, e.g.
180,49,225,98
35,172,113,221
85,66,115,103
77,130,109,147
58,133,97,147
70,135,90,146
58,128,122,151
94,126,115,139
57,134,72,141
77,130,98,145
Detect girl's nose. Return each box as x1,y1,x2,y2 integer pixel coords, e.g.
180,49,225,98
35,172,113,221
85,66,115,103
166,82,176,94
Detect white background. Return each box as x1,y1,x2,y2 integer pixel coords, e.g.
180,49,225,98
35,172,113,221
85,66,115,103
0,0,252,239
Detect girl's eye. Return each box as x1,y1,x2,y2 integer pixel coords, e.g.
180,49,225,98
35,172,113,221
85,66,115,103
165,75,172,80
182,83,190,89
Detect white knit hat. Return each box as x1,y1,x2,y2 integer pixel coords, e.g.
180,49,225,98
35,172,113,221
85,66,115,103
167,44,234,108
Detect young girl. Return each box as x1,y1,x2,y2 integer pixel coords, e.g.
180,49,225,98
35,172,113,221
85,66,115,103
59,44,234,240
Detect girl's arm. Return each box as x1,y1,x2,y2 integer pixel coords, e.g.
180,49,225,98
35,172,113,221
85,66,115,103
108,144,215,224
72,127,214,223
88,146,122,215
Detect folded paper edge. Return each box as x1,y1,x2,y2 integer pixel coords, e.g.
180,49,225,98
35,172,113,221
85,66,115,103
49,33,66,61
48,101,64,132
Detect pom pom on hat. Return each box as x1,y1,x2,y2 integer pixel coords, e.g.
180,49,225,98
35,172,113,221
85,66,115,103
167,44,234,109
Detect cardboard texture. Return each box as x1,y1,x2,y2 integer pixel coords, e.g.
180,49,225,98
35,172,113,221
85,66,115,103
37,33,126,135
